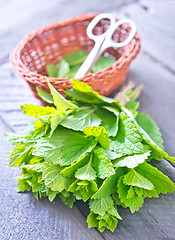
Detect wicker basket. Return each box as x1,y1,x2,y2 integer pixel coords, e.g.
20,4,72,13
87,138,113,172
10,14,140,103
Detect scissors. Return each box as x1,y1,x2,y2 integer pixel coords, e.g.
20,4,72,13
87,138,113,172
74,13,136,79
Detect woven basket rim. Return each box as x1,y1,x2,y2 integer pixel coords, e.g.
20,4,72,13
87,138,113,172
9,13,141,86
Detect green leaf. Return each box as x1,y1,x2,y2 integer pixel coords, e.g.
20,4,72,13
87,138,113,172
59,190,75,208
21,104,55,118
21,162,49,173
64,50,88,66
60,106,101,131
32,127,77,164
36,87,54,104
95,107,119,137
46,77,77,111
9,145,32,167
110,112,145,156
47,64,58,77
50,110,66,135
92,56,115,72
123,169,154,190
107,206,122,220
60,154,89,177
68,179,98,202
65,79,105,104
135,162,175,194
117,176,144,213
89,196,113,216
113,149,151,168
60,135,97,166
83,126,110,149
75,162,96,180
136,112,164,150
141,188,159,198
17,179,31,192
124,108,175,162
57,59,70,78
47,188,58,202
87,212,99,228
5,133,26,146
125,100,139,111
92,168,126,199
64,64,81,78
42,165,68,192
105,149,122,160
93,147,115,179
126,186,135,199
103,106,120,116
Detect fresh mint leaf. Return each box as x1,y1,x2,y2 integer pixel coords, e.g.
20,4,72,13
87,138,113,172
9,145,33,167
68,179,98,202
92,167,126,199
113,149,151,168
64,64,81,78
36,87,54,104
59,190,75,208
47,188,58,202
75,162,96,180
126,186,135,199
60,154,89,177
95,107,118,136
64,50,89,66
92,56,115,72
61,106,101,131
135,162,175,194
110,112,145,156
125,100,139,111
124,108,175,162
117,176,144,213
65,79,105,104
89,196,113,216
46,77,78,111
17,179,31,192
57,59,70,78
21,104,55,118
42,165,69,192
60,135,97,166
93,147,115,179
83,126,110,149
123,169,154,190
104,149,122,160
136,112,164,150
50,110,67,135
47,64,58,78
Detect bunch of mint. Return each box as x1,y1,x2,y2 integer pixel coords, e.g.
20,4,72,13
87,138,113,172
47,50,115,78
7,79,175,232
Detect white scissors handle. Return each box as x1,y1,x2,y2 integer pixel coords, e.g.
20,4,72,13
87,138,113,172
74,14,136,79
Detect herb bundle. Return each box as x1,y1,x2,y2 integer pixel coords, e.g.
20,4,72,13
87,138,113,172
47,50,115,78
7,79,175,232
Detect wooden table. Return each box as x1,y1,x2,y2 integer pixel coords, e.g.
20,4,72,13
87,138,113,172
0,0,175,239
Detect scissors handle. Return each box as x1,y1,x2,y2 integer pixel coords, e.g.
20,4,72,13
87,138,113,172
74,14,136,79
74,14,115,79
101,19,136,51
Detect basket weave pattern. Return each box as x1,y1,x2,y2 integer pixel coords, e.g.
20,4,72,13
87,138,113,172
10,14,140,102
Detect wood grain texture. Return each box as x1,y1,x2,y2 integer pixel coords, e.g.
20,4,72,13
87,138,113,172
0,0,175,239
113,0,175,72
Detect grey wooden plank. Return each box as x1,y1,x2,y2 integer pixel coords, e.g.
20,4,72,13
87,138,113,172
0,119,104,240
114,0,175,72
